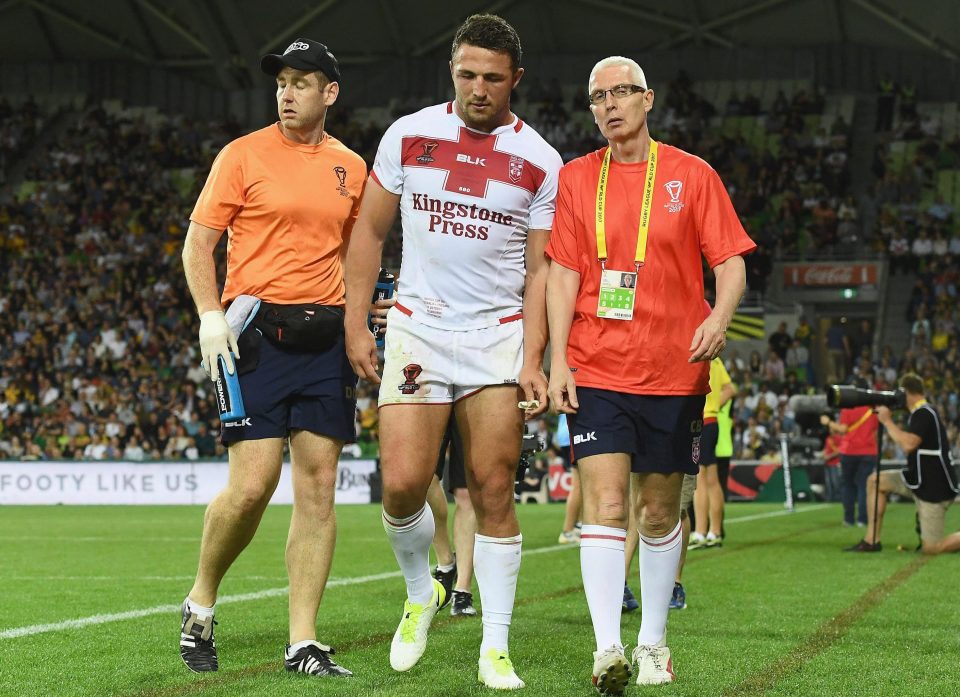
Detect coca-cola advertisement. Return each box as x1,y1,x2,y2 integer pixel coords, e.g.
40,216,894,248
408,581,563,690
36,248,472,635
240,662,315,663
782,263,879,287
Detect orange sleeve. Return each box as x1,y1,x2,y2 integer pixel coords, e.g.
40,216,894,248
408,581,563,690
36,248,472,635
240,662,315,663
695,164,756,268
346,173,366,244
190,142,245,231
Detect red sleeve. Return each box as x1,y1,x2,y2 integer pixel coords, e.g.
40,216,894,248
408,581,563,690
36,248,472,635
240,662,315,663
190,142,244,230
695,164,757,267
544,165,581,271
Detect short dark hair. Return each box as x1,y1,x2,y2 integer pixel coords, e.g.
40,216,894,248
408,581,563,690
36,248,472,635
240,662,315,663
899,372,924,396
451,14,522,70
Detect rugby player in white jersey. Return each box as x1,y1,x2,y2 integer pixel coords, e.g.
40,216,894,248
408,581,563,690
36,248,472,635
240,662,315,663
343,13,562,690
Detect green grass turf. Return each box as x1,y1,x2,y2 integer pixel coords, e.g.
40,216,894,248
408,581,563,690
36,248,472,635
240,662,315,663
0,501,958,696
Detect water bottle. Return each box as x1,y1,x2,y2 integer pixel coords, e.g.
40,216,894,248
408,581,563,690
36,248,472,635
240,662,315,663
214,353,246,423
369,268,395,348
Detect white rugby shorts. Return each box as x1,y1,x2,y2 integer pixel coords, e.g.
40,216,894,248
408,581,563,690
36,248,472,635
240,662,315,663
378,305,523,405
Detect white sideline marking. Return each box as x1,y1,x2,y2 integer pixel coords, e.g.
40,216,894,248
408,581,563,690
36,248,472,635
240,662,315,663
0,575,284,582
0,570,403,640
725,503,830,524
0,545,574,641
0,536,197,542
0,508,829,641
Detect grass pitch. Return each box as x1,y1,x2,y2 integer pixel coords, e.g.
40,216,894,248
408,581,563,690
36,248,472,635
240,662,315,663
1,501,957,696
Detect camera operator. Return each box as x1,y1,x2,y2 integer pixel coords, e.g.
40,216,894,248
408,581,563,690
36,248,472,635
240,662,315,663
846,373,960,554
820,378,879,527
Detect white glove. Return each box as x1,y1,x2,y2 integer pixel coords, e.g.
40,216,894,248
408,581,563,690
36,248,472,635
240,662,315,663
198,310,239,382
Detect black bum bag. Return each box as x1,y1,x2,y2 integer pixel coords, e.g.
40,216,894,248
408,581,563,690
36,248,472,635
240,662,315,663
253,302,344,353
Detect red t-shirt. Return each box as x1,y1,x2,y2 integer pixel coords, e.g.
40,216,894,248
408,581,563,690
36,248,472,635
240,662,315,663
546,143,756,395
839,406,879,455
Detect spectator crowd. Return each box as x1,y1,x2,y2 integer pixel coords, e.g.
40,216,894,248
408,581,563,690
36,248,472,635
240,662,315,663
0,74,957,465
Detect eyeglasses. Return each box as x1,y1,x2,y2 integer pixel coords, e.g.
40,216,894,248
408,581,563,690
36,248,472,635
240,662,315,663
588,83,646,106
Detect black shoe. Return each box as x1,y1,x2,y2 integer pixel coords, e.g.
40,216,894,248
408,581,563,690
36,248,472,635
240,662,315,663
451,589,477,617
180,601,218,672
285,642,352,677
844,539,882,552
432,561,456,610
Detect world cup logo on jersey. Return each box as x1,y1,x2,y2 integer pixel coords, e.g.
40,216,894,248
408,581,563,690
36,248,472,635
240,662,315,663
399,363,422,395
333,166,349,197
664,180,684,213
508,155,524,183
417,142,438,164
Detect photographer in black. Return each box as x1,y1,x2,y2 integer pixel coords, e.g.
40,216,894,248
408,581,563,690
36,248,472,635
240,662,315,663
846,374,960,554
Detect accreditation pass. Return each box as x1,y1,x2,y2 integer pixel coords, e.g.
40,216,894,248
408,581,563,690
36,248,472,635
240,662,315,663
597,269,637,320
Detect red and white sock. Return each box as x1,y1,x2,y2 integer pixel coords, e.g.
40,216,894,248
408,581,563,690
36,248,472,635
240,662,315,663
580,525,626,650
474,533,522,653
637,519,682,646
383,505,435,605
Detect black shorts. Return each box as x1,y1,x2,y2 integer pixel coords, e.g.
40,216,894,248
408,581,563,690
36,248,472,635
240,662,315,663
699,420,719,467
220,329,358,445
568,387,705,476
435,417,466,491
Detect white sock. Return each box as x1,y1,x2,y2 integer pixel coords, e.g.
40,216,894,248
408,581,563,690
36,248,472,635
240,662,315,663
286,639,322,657
637,520,682,646
383,505,435,605
185,597,214,619
437,554,456,573
474,533,522,653
580,525,626,651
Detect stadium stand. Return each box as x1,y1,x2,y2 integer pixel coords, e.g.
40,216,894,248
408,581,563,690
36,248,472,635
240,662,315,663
1,74,958,469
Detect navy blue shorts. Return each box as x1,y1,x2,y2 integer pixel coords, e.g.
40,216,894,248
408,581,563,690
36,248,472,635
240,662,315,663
567,388,706,476
220,329,358,445
699,420,719,467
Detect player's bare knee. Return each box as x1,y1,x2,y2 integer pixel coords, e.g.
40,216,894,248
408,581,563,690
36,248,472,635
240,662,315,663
295,468,336,501
640,505,680,537
229,480,274,515
591,498,627,529
381,474,430,517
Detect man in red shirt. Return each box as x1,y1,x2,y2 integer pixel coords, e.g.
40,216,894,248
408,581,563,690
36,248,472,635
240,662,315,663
546,56,754,692
821,378,879,526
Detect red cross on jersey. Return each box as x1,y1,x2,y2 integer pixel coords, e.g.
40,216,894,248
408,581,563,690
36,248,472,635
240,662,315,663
371,102,562,330
399,126,544,198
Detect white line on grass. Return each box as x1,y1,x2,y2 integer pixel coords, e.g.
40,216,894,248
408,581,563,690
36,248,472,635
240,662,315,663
0,575,286,582
0,536,198,542
0,545,575,641
0,507,830,641
725,503,830,524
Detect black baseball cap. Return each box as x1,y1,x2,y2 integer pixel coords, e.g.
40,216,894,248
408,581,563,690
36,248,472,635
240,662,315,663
260,38,341,82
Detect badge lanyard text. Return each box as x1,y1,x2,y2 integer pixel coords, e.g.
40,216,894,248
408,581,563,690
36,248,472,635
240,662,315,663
594,138,659,271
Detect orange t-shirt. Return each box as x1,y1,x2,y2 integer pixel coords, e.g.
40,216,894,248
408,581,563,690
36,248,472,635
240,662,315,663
546,143,756,395
191,123,366,306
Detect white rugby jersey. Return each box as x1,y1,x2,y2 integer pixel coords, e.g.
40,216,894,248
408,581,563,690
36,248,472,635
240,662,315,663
371,102,562,330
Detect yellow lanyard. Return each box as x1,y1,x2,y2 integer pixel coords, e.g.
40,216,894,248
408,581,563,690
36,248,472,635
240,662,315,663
845,408,873,434
594,139,658,270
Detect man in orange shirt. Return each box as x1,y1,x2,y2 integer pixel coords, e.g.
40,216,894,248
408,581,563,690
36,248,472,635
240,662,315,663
546,56,754,691
179,38,364,678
